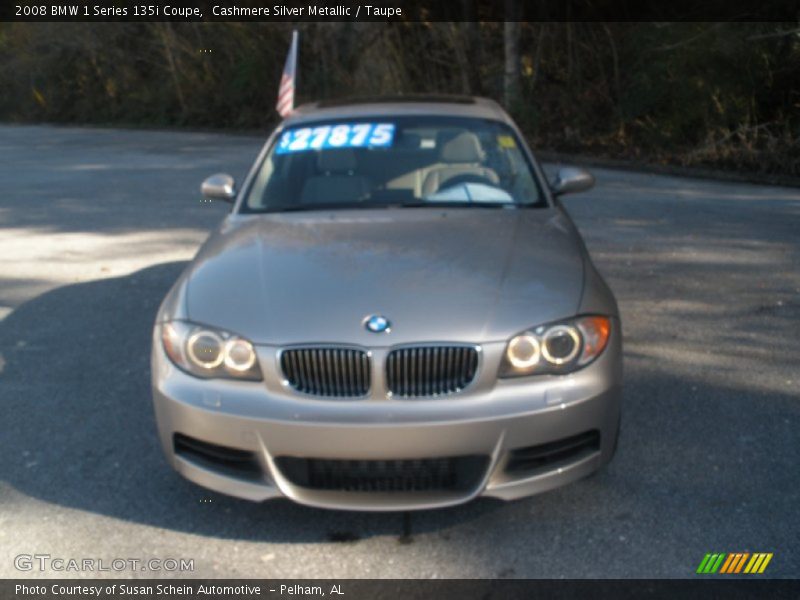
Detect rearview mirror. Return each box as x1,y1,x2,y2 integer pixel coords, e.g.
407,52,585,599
201,173,236,203
551,167,595,197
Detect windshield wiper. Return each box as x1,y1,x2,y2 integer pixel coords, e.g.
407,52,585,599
399,200,515,209
256,200,524,213
261,202,373,213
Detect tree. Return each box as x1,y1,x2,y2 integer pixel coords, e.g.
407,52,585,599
503,0,521,108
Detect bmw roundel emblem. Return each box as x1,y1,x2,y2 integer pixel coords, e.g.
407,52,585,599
365,315,391,333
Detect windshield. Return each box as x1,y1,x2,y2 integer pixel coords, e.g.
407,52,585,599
242,116,545,213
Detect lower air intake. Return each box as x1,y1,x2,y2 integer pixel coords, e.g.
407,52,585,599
275,455,489,493
173,433,262,480
505,430,601,474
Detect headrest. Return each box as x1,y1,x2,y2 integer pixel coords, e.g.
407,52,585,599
439,132,485,163
317,148,357,173
396,132,421,149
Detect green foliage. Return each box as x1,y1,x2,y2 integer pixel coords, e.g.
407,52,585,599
0,22,797,175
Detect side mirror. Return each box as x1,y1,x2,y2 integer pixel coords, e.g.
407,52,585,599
201,173,236,203
550,167,595,197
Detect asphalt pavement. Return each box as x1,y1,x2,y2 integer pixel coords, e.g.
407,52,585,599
0,124,798,578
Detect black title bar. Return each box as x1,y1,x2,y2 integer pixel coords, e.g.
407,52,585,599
3,0,799,22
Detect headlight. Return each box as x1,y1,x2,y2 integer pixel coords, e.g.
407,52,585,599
500,315,611,377
160,321,262,381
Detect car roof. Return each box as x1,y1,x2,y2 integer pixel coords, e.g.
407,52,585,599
285,95,514,127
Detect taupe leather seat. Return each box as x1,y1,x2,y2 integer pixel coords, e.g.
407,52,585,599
300,149,371,204
421,132,499,196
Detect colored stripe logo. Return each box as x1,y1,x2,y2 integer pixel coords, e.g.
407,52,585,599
696,552,773,574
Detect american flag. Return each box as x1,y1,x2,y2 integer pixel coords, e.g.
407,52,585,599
276,30,298,117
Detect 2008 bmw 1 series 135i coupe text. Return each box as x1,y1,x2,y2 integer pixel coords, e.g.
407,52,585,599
151,96,622,511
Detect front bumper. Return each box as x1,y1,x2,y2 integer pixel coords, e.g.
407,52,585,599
151,332,622,511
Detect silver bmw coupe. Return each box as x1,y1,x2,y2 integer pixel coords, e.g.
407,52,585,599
151,96,622,511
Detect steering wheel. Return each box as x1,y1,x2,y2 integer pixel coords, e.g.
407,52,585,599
436,173,499,192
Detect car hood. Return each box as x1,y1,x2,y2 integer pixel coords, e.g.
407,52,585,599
184,208,585,345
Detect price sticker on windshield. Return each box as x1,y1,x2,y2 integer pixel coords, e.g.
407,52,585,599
275,123,396,154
